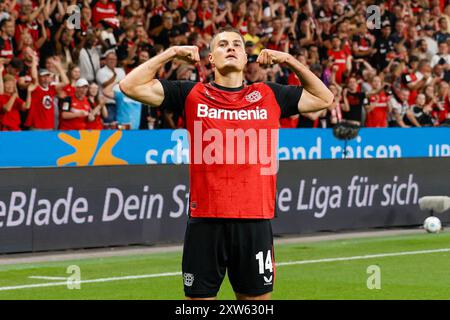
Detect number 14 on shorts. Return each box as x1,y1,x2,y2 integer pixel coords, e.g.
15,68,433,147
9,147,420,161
256,250,274,285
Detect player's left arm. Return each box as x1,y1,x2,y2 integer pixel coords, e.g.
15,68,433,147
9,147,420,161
257,49,334,113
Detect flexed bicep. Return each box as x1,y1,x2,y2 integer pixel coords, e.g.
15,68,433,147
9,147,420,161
119,78,165,107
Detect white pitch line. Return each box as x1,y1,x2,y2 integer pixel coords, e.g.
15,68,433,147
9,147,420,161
0,272,182,291
29,276,68,281
0,248,449,292
276,248,450,266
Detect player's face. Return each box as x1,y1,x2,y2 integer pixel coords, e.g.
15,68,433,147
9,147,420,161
209,32,247,73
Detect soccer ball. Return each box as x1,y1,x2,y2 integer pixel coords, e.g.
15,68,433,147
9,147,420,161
423,216,442,233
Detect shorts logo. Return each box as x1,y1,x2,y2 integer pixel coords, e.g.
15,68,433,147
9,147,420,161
183,273,194,287
245,90,262,103
264,275,273,285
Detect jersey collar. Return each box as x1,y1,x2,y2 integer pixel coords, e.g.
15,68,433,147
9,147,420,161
210,81,244,92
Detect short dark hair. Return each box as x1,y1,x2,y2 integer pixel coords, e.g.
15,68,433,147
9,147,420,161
0,18,11,30
209,26,245,50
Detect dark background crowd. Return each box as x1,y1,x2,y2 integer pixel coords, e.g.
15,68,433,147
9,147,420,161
0,0,449,131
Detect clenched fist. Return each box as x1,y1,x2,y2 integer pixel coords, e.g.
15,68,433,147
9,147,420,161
172,46,201,64
256,49,291,66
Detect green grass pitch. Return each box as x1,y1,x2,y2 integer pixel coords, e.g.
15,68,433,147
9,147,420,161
0,231,449,300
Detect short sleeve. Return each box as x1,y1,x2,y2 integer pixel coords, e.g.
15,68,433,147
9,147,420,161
265,82,303,118
158,79,196,113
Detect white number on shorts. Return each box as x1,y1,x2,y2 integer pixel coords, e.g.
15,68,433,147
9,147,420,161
255,250,273,274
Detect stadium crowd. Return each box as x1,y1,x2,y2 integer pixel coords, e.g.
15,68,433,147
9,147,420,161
0,0,448,130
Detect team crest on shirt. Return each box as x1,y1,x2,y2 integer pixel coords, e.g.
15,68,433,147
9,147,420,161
42,95,53,109
245,90,262,103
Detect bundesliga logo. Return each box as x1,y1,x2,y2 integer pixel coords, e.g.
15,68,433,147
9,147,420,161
197,103,268,120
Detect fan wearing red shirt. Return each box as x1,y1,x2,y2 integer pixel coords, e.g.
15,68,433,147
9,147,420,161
0,73,32,131
120,27,334,300
25,56,69,130
58,78,91,130
365,76,389,128
197,0,214,36
328,35,351,84
92,0,118,26
267,18,289,53
0,19,16,64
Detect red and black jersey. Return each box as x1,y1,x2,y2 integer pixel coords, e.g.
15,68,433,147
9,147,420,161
328,49,349,84
0,37,14,60
344,91,368,123
92,1,118,26
352,34,373,57
401,72,419,105
159,80,302,219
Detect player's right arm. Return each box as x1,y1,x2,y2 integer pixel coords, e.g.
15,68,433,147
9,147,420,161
119,46,200,106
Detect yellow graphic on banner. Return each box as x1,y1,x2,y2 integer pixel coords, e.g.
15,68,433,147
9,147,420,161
57,131,128,166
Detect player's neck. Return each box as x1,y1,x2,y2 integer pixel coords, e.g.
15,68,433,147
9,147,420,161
214,72,244,89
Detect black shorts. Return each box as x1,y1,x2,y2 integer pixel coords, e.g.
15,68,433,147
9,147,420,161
182,218,275,298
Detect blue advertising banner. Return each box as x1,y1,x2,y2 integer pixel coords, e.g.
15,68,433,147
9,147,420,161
0,128,448,167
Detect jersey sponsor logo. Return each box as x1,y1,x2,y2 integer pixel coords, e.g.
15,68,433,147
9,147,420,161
183,273,194,287
197,103,268,120
42,95,53,110
245,90,262,103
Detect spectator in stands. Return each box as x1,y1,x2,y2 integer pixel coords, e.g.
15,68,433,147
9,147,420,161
328,35,352,84
365,76,389,128
62,64,81,99
388,88,420,128
58,78,91,130
86,81,108,130
431,41,450,68
0,65,32,131
373,21,395,70
25,54,69,130
435,17,450,43
0,18,16,64
96,50,125,124
92,0,118,27
55,25,76,70
408,93,435,126
342,76,367,126
435,80,450,125
78,32,102,83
